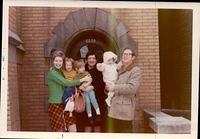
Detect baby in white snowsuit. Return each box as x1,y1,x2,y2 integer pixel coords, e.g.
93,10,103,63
97,51,122,107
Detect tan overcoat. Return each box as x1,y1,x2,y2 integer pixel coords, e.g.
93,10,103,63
108,63,142,121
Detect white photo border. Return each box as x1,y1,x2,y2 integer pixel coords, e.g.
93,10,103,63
1,1,199,139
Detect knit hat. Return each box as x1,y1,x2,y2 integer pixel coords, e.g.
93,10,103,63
103,51,118,63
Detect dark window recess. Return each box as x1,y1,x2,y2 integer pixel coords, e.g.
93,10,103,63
158,9,192,119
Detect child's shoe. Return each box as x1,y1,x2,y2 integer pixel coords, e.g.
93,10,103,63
96,115,101,123
88,117,93,125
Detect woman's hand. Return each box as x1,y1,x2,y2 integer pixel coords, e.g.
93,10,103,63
79,85,85,91
80,75,92,83
106,84,115,92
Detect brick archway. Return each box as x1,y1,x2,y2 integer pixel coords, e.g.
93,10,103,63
45,8,137,58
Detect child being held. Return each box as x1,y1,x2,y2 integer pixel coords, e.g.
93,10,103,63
62,58,77,117
74,59,101,124
97,51,122,107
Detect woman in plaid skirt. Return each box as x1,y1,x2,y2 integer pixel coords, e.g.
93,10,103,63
47,50,91,132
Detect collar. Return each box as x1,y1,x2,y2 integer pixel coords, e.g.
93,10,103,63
85,64,96,71
118,61,135,75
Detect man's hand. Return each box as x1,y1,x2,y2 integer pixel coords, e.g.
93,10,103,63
106,83,115,92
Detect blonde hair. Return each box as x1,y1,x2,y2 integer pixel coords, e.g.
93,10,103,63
64,57,74,64
74,59,85,69
64,57,75,69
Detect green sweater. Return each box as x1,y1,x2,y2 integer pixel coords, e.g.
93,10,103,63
47,68,81,103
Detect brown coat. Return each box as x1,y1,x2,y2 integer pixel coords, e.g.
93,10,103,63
108,63,142,121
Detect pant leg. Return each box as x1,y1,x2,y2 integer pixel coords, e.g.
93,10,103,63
107,117,133,133
75,112,88,132
62,87,75,104
87,90,99,110
94,90,108,132
84,92,92,116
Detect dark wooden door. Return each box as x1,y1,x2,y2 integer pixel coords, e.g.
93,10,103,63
158,9,192,119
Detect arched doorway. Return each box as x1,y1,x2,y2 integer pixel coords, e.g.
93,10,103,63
65,29,118,61
45,8,137,61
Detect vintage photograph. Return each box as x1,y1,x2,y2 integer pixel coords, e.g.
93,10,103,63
1,1,199,139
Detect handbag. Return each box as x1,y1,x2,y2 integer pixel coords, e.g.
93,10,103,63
74,88,86,113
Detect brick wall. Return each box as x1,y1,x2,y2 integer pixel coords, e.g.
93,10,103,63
9,7,17,32
9,7,160,132
7,52,21,131
19,7,50,131
9,7,21,34
7,7,21,131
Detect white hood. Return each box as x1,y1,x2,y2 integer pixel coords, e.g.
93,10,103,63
103,51,118,63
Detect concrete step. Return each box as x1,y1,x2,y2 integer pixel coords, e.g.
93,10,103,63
143,108,170,118
149,116,191,133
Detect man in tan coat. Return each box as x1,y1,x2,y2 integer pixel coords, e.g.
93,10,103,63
106,47,142,133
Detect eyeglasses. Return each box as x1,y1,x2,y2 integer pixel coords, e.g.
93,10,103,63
123,53,133,56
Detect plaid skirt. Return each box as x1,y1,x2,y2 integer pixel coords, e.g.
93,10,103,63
48,103,76,131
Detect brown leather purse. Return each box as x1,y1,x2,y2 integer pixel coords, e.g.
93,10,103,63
74,88,85,113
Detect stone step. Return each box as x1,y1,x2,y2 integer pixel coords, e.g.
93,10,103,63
149,116,191,133
143,108,171,117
